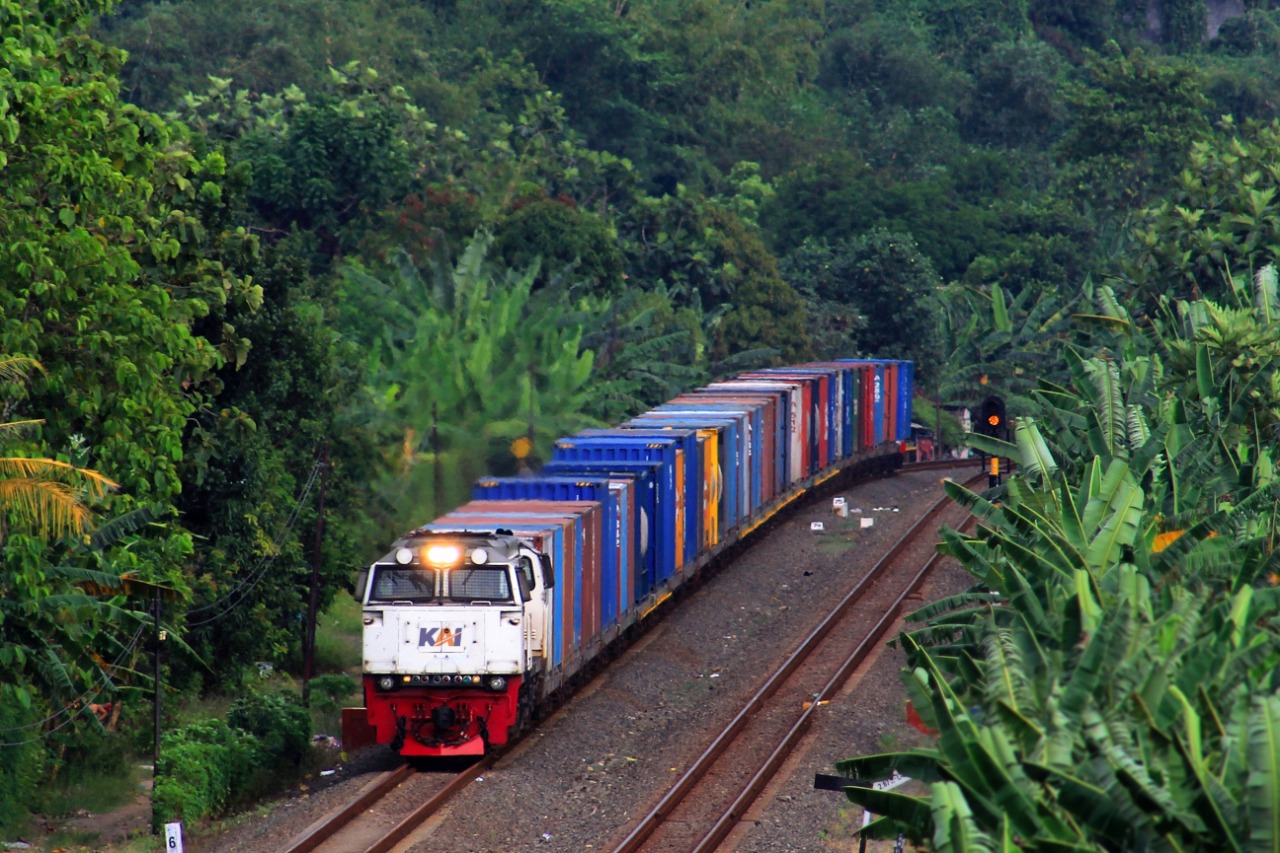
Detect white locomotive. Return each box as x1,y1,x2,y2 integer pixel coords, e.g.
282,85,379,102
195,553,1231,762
359,530,553,756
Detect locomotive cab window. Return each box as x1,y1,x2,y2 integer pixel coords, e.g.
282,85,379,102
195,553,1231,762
368,566,441,603
448,566,514,603
515,564,532,603
516,556,536,591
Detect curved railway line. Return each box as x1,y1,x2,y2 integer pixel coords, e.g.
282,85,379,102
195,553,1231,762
281,462,985,853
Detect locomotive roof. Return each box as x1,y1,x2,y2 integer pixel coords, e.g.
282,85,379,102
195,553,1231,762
376,529,527,564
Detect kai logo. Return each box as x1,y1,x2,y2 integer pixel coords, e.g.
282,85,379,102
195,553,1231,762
419,626,464,649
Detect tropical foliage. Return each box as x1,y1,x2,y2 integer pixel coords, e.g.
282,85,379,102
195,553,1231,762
338,236,607,543
835,265,1280,847
9,0,1280,839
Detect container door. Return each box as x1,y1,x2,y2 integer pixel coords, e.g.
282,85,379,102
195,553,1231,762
698,428,720,547
673,448,686,569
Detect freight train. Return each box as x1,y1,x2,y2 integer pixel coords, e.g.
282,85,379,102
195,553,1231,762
348,360,914,758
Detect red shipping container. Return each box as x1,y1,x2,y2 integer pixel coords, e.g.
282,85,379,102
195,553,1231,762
442,505,577,656
470,500,602,644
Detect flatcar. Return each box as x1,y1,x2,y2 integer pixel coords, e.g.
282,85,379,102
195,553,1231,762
348,359,913,757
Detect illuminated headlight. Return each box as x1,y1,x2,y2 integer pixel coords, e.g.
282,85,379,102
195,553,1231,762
470,547,488,564
487,676,508,692
377,676,396,691
424,544,461,566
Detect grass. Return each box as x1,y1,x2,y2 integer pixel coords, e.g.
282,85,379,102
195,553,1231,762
26,756,150,853
812,515,869,554
37,765,142,817
314,590,362,674
34,735,142,819
310,591,364,735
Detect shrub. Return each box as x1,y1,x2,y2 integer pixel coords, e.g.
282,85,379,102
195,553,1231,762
308,673,358,736
227,692,311,770
152,720,257,828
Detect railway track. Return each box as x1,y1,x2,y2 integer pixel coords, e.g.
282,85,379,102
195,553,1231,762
280,758,489,853
905,457,983,472
607,470,985,853
281,464,979,853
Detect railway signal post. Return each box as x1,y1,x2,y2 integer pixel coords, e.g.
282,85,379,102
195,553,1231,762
976,395,1006,487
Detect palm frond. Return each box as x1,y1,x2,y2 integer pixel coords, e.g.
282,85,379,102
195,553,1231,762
0,356,42,383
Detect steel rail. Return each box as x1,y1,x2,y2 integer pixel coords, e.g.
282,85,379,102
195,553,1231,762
364,754,496,853
690,478,982,852
610,472,982,853
281,762,416,853
904,457,990,472
284,466,975,853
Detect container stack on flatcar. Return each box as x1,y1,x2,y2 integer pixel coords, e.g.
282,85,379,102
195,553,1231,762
350,360,914,758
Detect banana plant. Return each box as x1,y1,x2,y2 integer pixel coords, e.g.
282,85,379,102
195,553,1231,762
836,282,1280,849
343,234,611,538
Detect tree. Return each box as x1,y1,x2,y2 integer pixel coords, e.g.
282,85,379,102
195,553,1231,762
492,194,626,294
960,38,1067,147
1055,42,1212,212
98,0,449,113
0,0,256,820
782,231,943,372
779,241,868,360
228,73,417,264
834,277,1280,850
1129,118,1280,304
0,359,117,544
818,14,969,114
0,357,149,835
623,188,812,363
175,243,359,688
338,235,607,542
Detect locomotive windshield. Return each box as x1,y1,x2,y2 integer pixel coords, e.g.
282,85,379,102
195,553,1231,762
448,567,513,602
368,564,515,604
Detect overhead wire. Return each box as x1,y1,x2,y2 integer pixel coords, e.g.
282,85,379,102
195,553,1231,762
0,621,149,746
183,451,325,627
0,449,327,747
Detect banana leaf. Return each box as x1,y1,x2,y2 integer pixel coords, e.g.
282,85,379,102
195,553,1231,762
1247,694,1280,853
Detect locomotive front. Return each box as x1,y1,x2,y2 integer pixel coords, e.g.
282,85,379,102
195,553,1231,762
359,531,551,757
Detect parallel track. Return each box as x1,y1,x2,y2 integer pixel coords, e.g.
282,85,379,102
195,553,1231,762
608,470,984,853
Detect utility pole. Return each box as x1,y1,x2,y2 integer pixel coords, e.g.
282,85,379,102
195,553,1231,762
302,443,330,707
151,584,163,834
152,586,161,765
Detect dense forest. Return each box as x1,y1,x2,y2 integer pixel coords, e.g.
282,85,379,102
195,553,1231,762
6,0,1280,845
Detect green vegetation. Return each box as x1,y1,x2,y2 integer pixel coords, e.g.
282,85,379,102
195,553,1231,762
153,692,311,828
836,201,1280,847
5,0,1280,843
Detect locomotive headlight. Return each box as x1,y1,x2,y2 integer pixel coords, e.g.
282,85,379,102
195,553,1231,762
394,547,414,565
424,544,461,567
377,676,396,691
470,547,488,564
487,676,508,692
